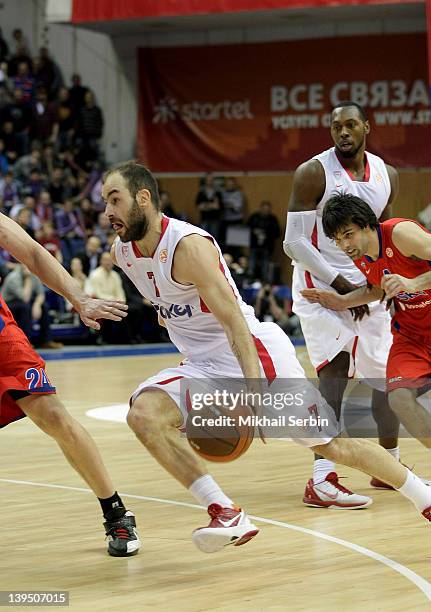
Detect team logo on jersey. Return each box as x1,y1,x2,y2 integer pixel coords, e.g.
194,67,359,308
376,173,383,183
334,171,341,179
386,248,393,257
121,245,129,257
153,302,193,319
159,249,168,263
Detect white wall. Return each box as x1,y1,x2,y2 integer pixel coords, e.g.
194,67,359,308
1,0,427,164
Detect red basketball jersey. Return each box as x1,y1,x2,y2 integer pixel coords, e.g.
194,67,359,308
354,218,431,339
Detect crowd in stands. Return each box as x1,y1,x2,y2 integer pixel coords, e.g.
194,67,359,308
0,27,300,346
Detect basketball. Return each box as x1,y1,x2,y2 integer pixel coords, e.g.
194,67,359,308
186,401,255,462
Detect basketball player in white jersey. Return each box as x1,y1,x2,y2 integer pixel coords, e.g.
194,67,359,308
101,160,431,552
284,101,409,508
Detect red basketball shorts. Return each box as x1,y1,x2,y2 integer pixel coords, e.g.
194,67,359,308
0,318,56,428
387,332,431,392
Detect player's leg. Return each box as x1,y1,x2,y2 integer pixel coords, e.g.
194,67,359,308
127,380,258,553
313,437,431,520
385,334,431,449
291,297,373,507
352,307,404,488
128,389,259,552
388,388,431,448
302,353,371,508
127,389,209,487
371,388,399,451
17,393,140,557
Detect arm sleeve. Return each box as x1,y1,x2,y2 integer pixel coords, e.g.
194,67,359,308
283,210,339,285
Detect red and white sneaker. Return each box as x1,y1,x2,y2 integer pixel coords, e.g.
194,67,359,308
370,476,395,490
303,472,372,509
192,504,259,553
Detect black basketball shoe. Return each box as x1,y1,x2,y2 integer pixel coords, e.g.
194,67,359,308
104,510,141,556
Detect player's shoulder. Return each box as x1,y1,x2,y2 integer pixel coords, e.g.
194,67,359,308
311,147,333,164
293,156,325,182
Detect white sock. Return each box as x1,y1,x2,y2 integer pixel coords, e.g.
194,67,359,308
385,446,400,462
189,475,234,508
397,469,431,512
313,459,335,484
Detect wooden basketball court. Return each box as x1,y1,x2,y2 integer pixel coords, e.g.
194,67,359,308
1,348,430,611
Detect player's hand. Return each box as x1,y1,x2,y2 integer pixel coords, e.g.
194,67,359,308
77,296,128,330
381,274,415,300
348,304,370,321
301,288,348,311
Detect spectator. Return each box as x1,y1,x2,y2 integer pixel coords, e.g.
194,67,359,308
160,190,180,219
79,197,96,235
30,87,58,143
86,251,125,301
1,120,20,163
2,88,32,155
54,198,86,268
222,177,245,224
75,90,103,163
248,200,280,281
85,251,126,344
53,86,75,150
13,147,42,182
1,263,63,349
195,172,223,242
9,195,41,233
75,235,101,275
35,190,54,224
40,142,56,178
69,73,88,112
7,44,32,78
94,211,111,247
0,170,20,210
37,220,62,263
48,166,68,203
254,283,301,337
11,29,29,56
70,256,87,290
23,169,45,200
39,47,64,94
12,62,34,104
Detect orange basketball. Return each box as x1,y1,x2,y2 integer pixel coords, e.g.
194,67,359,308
186,402,254,462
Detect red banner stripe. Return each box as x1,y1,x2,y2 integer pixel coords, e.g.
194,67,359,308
72,0,423,23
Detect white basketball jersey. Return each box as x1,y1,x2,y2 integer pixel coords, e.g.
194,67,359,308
311,147,391,285
114,216,259,359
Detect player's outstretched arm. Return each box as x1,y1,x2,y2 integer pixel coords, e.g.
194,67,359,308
301,284,383,310
0,213,127,329
172,234,261,381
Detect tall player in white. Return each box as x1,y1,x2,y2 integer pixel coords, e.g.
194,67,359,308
284,101,409,508
102,160,431,552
